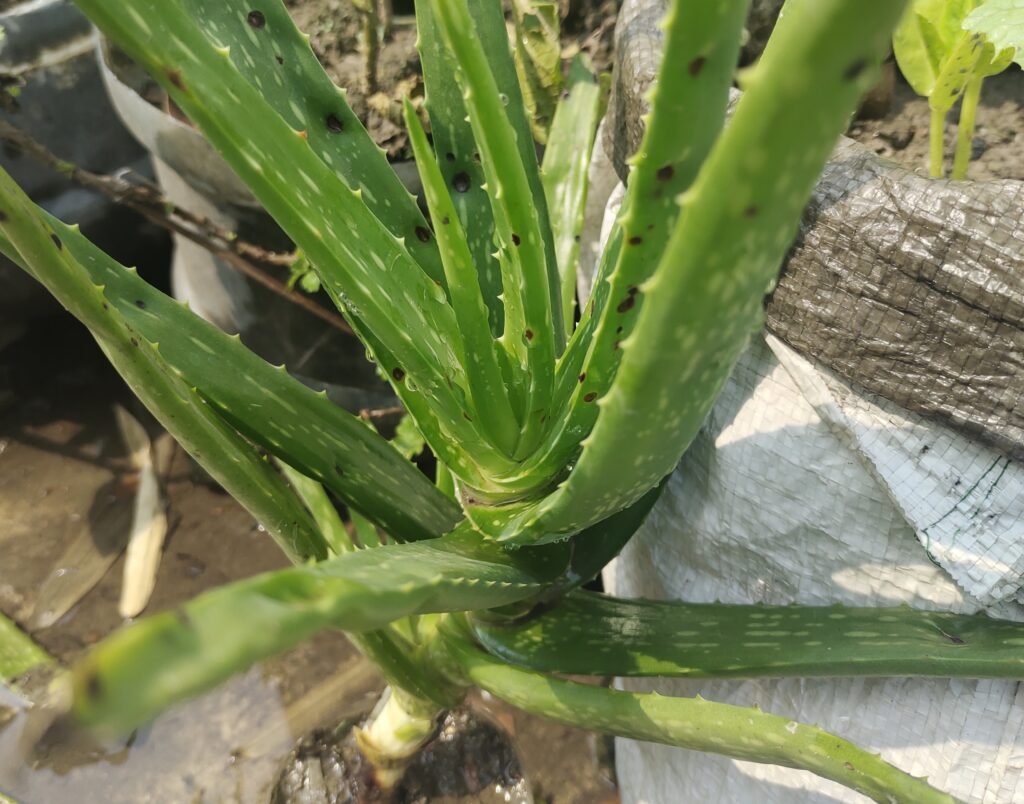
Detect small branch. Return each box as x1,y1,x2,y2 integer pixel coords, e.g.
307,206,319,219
358,405,405,422
0,120,354,336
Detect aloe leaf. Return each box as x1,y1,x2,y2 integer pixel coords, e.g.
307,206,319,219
474,593,1024,679
964,0,1024,67
431,0,564,456
0,216,460,543
466,0,748,507
73,0,521,482
0,167,327,563
404,99,520,454
1,612,52,682
442,632,957,804
489,0,908,542
277,460,355,556
414,0,503,334
541,56,604,334
181,0,445,285
510,0,563,143
68,524,569,733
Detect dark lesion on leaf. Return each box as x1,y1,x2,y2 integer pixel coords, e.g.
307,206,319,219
584,392,598,403
82,669,104,701
616,285,639,313
392,367,406,382
414,226,431,242
452,171,471,193
688,56,707,76
166,70,186,92
50,233,62,250
656,165,675,182
326,113,345,134
843,58,867,81
246,10,267,29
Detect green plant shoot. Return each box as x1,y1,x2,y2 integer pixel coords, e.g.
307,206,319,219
893,0,1016,178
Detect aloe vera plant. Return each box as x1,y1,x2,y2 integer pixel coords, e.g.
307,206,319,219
4,0,1022,800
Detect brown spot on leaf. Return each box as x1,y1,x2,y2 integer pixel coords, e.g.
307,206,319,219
628,235,643,246
442,216,450,225
584,392,598,403
689,56,707,76
843,58,867,81
50,234,62,250
511,233,521,246
392,368,405,382
452,171,471,193
275,55,284,65
83,670,103,700
167,70,185,91
445,152,455,162
135,299,146,309
415,226,431,242
0,210,7,222
656,164,674,182
743,205,759,218
578,372,586,383
326,113,344,133
525,329,534,341
246,10,266,28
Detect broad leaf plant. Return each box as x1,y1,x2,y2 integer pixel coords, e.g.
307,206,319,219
2,0,1021,800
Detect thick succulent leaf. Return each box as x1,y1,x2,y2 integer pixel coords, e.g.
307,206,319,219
443,632,956,804
404,99,520,454
68,524,570,733
415,0,503,334
0,215,460,542
964,0,1024,68
541,56,604,333
431,0,564,458
277,461,355,556
73,0,521,483
1,612,52,682
510,0,563,143
483,0,907,542
0,167,326,563
474,593,1024,678
468,0,748,506
183,0,445,285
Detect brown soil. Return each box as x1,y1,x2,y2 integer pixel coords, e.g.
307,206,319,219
849,67,1024,181
284,0,620,157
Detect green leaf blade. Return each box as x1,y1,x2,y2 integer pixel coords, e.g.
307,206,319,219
0,167,326,563
74,0,521,483
541,56,604,333
0,214,461,542
444,633,957,804
490,0,908,543
69,525,567,733
964,0,1024,68
474,593,1024,679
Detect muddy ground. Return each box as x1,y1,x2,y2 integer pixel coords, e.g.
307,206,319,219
849,66,1024,181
